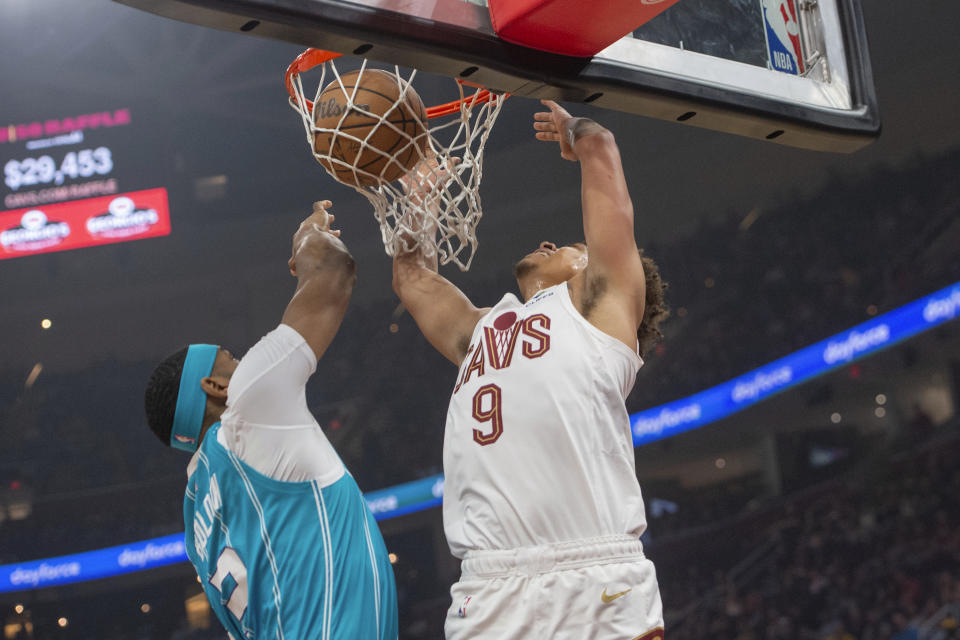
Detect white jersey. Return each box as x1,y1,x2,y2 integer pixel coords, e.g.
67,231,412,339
443,283,647,558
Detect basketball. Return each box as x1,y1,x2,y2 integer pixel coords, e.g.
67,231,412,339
312,69,428,188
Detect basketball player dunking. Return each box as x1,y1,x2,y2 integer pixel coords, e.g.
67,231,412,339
393,100,669,639
144,201,397,639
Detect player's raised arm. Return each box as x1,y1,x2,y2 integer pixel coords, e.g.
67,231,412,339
392,158,489,366
534,100,646,324
281,200,357,360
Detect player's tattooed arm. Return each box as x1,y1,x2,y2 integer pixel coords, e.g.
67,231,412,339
533,102,609,162
283,200,357,360
564,118,609,153
393,156,489,366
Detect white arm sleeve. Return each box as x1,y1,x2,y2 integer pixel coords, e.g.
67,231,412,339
218,324,344,485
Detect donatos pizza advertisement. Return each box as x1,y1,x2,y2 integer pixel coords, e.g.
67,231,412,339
0,188,170,260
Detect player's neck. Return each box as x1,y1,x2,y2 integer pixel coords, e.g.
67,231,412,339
518,274,582,302
518,276,550,301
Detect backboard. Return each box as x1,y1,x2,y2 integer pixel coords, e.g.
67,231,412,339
113,0,879,152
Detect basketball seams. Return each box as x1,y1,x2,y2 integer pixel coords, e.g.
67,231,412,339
356,115,419,171
313,69,427,186
319,131,416,178
322,88,423,136
320,84,411,115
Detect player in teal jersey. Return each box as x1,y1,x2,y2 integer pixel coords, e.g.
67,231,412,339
144,201,397,640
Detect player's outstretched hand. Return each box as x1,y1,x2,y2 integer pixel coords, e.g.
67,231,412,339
534,99,578,162
290,200,342,276
299,199,341,238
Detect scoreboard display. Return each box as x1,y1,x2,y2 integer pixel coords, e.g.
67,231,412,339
0,108,171,260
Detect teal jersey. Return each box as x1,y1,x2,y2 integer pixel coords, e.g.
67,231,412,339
184,423,398,640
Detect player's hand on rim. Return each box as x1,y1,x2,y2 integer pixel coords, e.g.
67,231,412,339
534,99,579,162
289,200,342,276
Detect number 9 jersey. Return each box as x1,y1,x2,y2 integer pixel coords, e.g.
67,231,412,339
442,283,648,557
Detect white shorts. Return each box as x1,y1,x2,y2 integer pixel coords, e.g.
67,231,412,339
444,535,664,640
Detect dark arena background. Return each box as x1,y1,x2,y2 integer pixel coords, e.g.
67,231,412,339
1,0,959,638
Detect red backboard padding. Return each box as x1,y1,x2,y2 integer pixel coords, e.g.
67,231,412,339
488,0,682,57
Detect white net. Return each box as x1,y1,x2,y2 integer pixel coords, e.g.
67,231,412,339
287,55,506,271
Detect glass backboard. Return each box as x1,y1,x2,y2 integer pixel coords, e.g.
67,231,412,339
113,0,879,152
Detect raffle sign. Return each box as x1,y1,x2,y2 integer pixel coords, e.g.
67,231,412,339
0,187,170,260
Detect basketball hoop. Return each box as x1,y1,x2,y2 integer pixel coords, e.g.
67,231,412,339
285,48,507,271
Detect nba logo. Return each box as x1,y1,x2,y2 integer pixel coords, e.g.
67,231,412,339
760,0,805,75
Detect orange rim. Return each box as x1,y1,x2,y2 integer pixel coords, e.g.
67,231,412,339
285,48,506,117
284,48,343,111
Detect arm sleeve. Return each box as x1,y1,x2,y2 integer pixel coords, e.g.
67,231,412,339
224,324,317,426
219,324,344,484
